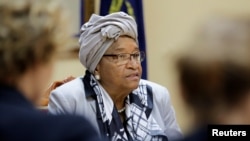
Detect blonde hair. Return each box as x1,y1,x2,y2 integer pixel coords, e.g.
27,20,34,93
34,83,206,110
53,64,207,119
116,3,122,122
0,0,71,84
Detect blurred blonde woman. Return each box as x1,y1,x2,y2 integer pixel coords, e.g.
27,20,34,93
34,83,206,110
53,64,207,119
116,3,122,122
0,0,101,141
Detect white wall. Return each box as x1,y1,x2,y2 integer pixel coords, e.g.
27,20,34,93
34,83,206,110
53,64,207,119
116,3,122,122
53,0,250,135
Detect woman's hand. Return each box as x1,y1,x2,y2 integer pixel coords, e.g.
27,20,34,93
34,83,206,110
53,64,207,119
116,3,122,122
38,76,75,106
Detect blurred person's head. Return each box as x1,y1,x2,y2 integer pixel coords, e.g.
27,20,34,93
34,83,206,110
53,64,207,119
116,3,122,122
175,15,250,126
194,14,250,49
0,0,70,105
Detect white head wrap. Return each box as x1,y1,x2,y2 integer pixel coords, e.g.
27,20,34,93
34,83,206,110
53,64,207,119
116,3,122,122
79,12,138,73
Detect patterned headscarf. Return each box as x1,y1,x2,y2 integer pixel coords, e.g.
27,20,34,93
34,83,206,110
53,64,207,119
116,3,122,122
79,12,138,73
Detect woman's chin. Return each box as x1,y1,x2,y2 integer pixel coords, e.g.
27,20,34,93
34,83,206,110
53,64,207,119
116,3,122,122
126,82,139,91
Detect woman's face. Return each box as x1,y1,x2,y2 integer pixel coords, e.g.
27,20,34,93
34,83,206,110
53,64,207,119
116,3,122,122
96,36,142,93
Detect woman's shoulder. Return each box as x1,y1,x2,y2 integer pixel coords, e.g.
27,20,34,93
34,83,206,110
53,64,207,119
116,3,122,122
50,76,86,100
54,77,84,91
139,79,169,92
35,114,101,141
139,79,171,100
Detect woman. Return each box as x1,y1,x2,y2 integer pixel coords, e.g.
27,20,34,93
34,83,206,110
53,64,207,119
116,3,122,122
0,0,101,140
48,12,182,141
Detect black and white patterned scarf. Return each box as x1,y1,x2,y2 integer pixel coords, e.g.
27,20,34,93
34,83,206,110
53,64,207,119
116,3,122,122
83,71,168,141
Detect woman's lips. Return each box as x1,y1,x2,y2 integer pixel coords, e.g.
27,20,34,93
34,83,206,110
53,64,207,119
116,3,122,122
126,73,139,80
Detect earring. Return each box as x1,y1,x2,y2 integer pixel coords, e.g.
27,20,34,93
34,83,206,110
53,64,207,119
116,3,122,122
95,74,100,80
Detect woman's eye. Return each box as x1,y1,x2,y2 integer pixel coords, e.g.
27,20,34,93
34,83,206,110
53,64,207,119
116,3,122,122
112,55,119,59
133,54,140,57
120,54,127,58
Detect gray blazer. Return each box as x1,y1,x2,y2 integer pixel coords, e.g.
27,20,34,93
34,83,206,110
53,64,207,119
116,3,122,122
48,77,183,140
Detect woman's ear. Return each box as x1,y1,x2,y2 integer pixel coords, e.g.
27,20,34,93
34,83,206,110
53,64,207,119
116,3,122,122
95,64,99,72
94,66,100,80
